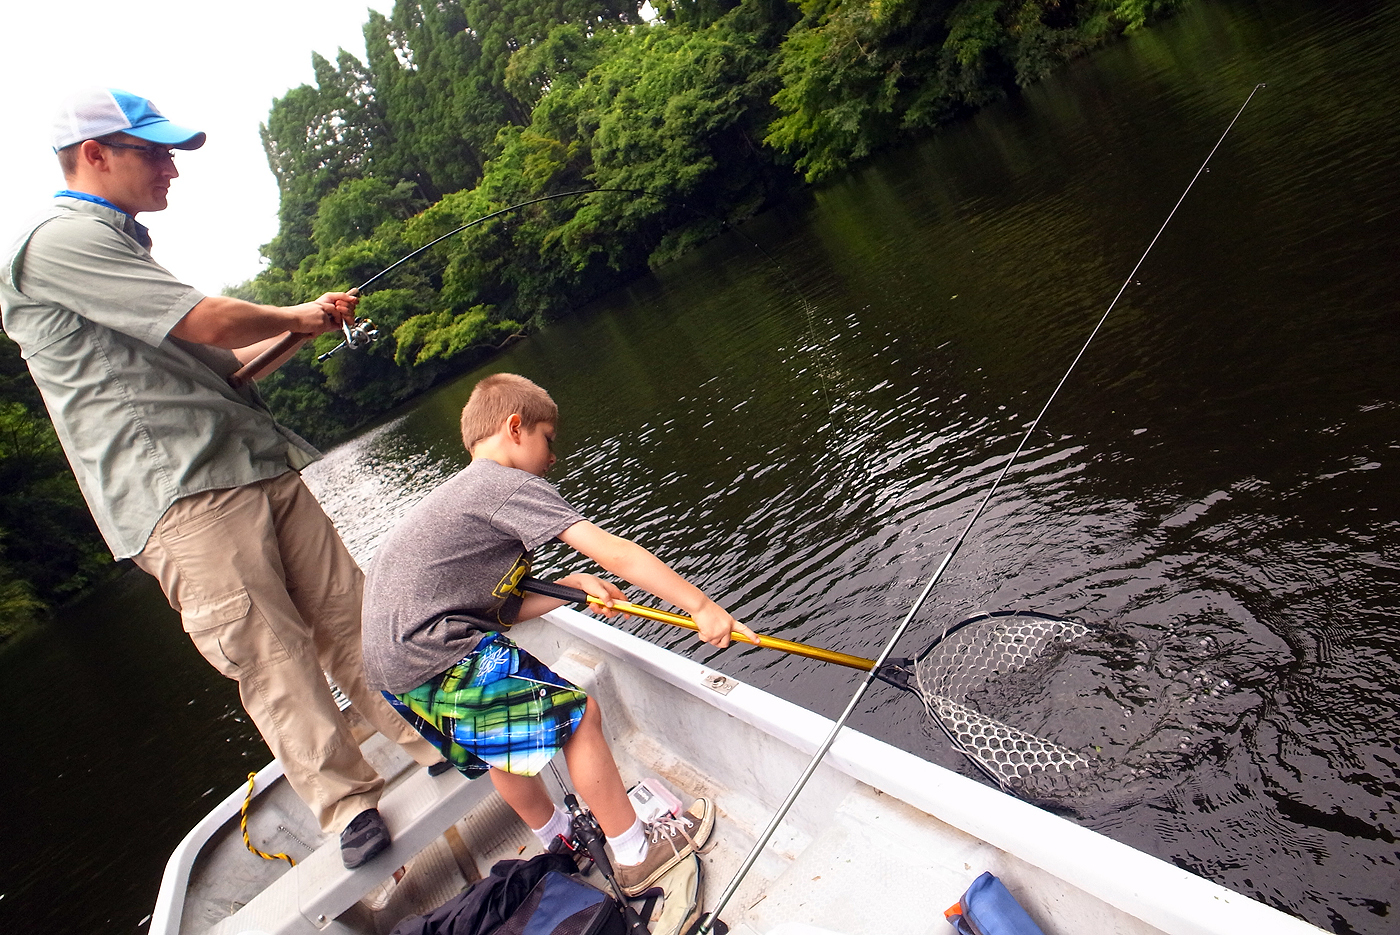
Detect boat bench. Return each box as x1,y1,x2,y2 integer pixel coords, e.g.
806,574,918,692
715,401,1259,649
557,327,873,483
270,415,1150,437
207,765,492,935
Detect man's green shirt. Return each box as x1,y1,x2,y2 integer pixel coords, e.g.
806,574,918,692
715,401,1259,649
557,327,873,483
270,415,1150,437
0,196,318,559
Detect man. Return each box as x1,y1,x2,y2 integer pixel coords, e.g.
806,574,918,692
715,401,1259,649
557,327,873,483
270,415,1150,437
0,88,440,869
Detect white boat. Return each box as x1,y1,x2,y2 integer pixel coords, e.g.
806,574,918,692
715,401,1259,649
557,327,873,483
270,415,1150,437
149,606,1325,935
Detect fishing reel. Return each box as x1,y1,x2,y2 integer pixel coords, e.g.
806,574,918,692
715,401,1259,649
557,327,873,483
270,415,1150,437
318,317,380,362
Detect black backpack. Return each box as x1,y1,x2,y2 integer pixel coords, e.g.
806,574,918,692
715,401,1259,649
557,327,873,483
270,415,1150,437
494,870,624,935
389,852,632,935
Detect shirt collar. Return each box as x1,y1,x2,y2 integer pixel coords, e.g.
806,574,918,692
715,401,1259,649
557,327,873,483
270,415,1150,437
55,189,152,249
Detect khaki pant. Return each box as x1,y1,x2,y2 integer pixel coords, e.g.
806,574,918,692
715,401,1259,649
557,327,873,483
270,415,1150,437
134,471,439,833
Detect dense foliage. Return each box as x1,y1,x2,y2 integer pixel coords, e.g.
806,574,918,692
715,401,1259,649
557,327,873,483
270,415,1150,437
0,340,116,642
242,0,1182,445
0,0,1182,638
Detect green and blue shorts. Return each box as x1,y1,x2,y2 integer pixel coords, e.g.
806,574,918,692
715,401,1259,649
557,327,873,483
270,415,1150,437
384,633,589,778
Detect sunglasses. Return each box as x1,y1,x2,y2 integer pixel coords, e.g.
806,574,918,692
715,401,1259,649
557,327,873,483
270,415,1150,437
99,139,177,162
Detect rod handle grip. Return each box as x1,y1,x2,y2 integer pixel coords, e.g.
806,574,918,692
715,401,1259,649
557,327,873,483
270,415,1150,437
519,576,590,606
228,332,310,388
227,287,360,388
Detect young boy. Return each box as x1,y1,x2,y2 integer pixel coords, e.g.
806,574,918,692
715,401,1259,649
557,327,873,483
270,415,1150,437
361,373,758,893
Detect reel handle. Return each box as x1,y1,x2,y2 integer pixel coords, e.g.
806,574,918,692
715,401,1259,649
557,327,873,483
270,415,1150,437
560,792,650,935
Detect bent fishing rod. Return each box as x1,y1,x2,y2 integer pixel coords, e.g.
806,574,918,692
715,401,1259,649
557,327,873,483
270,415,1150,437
228,187,685,387
685,82,1267,935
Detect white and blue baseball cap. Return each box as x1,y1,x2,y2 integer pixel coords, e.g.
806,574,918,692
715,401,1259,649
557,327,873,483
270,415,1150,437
52,88,206,152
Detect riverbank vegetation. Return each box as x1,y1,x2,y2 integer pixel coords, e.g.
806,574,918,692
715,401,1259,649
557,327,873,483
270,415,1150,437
0,0,1181,640
245,0,1183,445
0,340,117,643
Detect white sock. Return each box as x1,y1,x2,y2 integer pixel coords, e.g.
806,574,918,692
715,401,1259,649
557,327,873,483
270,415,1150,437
531,805,572,847
607,816,647,866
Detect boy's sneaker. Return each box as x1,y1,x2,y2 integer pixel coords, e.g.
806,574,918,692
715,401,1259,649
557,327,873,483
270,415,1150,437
341,808,391,869
616,798,714,896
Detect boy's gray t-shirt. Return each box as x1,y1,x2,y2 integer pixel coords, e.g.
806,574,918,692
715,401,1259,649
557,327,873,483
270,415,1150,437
362,458,584,693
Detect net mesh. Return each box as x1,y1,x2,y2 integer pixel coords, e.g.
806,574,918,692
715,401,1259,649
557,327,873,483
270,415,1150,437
913,612,1090,787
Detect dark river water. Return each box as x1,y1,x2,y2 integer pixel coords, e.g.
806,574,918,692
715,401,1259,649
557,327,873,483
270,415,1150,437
3,1,1398,932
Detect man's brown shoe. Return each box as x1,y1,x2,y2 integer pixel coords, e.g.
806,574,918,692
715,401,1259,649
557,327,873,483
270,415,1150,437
616,797,715,896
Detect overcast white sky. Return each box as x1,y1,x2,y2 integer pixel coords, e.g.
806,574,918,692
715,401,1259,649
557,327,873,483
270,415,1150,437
0,1,390,296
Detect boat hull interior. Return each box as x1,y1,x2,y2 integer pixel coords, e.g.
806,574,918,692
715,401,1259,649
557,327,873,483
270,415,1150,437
152,608,1326,935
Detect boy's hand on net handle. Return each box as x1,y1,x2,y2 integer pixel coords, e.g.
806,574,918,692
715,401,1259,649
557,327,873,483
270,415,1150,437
518,576,758,649
555,573,627,618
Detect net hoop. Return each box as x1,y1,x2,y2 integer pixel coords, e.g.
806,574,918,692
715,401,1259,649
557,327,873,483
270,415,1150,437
913,610,1090,788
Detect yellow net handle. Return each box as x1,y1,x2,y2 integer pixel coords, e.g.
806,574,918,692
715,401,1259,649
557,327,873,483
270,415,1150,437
517,577,874,671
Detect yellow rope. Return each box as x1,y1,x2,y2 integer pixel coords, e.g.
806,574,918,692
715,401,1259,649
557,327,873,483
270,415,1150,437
240,772,296,867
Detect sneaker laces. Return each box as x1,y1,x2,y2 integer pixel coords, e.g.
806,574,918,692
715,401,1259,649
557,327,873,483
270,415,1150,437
644,811,698,851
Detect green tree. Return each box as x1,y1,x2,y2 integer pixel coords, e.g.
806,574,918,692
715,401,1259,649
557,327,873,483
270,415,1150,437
260,50,388,271
653,0,744,28
766,0,1185,182
312,178,424,251
238,0,1185,449
393,307,524,366
0,335,113,642
363,2,492,198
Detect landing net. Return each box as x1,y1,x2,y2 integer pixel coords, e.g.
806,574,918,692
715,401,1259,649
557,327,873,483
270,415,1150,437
911,611,1090,788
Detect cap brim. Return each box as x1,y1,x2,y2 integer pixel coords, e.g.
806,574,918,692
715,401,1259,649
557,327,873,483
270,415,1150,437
126,122,206,150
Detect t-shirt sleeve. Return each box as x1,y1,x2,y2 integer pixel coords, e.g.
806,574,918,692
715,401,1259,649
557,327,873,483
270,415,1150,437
489,476,584,550
19,214,204,348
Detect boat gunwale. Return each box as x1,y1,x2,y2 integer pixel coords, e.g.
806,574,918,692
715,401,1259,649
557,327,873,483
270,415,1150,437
150,759,287,935
526,607,1325,935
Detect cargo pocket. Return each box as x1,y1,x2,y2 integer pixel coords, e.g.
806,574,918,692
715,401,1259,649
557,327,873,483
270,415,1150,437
181,589,288,679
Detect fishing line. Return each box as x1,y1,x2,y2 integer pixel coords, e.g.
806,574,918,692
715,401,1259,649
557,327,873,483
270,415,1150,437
697,220,841,427
318,187,671,363
376,185,842,422
233,185,831,390
355,187,638,294
235,191,624,380
693,82,1267,934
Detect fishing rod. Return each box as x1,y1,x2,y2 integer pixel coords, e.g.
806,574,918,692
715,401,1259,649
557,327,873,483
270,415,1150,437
690,83,1267,935
545,759,652,935
228,187,686,387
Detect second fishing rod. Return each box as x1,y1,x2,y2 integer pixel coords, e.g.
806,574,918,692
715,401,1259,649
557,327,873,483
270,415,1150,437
685,82,1268,935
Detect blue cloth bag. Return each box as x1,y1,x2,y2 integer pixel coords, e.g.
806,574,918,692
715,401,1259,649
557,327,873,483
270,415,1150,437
944,872,1047,935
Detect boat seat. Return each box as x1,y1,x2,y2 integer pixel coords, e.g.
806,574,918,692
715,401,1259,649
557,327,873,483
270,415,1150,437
207,765,493,935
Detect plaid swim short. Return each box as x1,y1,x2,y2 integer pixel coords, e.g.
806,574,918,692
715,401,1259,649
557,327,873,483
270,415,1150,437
385,633,588,778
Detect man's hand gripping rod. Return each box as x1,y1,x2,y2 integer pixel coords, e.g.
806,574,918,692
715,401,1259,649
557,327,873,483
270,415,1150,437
228,291,378,388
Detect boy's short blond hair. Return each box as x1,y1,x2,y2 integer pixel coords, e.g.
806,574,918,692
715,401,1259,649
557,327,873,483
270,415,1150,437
461,373,558,450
